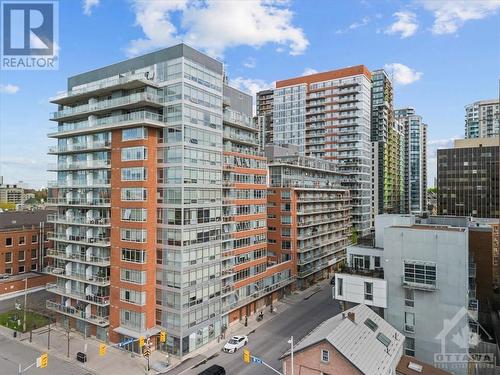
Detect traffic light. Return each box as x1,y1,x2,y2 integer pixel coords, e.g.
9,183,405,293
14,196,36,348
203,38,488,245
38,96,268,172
99,343,107,356
139,336,145,347
40,353,48,368
159,331,166,343
243,348,250,364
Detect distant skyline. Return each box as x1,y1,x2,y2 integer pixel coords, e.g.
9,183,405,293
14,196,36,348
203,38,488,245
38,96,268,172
1,0,499,189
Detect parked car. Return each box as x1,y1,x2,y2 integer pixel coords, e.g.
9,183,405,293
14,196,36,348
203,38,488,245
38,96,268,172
197,365,226,375
222,335,248,353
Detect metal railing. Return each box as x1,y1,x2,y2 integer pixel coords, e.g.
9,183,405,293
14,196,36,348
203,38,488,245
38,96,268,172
46,198,111,206
47,214,110,226
48,233,110,247
44,266,110,285
46,300,109,326
46,248,110,265
46,283,110,306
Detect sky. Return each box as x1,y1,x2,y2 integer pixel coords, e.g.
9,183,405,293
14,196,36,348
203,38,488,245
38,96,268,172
0,0,499,189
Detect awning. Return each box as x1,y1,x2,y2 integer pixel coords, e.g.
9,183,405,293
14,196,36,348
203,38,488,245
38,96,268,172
113,326,161,339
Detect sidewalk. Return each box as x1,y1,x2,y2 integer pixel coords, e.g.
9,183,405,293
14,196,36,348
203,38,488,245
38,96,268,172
164,279,330,374
0,323,169,375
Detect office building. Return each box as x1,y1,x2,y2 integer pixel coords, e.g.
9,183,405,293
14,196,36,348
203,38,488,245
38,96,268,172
46,43,294,356
273,67,372,236
267,145,351,289
465,99,499,139
371,69,404,218
0,210,54,295
437,137,499,218
256,89,274,148
394,108,428,214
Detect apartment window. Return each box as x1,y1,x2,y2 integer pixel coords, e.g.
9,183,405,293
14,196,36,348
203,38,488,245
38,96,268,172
19,236,25,245
5,268,12,275
281,241,291,250
321,349,329,363
281,228,291,237
405,289,415,307
281,216,292,225
31,235,37,244
120,269,146,285
120,308,145,330
281,203,291,212
31,249,37,259
121,146,148,161
374,256,381,268
121,167,147,181
18,250,25,261
121,208,147,222
281,191,291,199
364,282,373,301
404,312,415,333
404,261,436,288
122,127,147,141
18,265,25,273
405,337,415,356
120,289,146,306
5,252,12,263
31,264,37,271
121,188,147,201
337,277,343,296
121,248,147,264
120,228,147,243
5,238,12,247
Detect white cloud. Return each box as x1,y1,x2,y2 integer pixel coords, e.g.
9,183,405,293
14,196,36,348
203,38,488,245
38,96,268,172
243,57,256,69
335,16,371,34
385,11,418,38
420,0,500,35
302,67,318,76
230,77,275,99
0,84,20,94
384,63,423,85
127,0,308,57
83,0,100,16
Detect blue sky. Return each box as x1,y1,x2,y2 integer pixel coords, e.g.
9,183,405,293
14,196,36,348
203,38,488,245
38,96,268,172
1,0,499,188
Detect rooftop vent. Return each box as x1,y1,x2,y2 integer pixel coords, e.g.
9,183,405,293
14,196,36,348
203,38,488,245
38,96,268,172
408,362,423,372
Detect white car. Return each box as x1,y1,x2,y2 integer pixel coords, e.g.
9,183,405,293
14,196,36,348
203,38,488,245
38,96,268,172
222,335,248,353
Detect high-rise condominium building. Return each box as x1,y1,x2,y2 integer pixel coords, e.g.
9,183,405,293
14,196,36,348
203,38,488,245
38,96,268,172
46,44,293,356
371,70,404,218
465,99,499,139
256,89,274,149
273,67,372,236
437,137,499,218
394,108,428,214
266,145,351,289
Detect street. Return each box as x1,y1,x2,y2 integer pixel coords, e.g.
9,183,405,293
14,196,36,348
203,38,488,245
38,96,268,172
190,282,340,375
0,334,91,375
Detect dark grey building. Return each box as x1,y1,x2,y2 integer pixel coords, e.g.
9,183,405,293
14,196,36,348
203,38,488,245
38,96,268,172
256,89,274,149
437,137,499,218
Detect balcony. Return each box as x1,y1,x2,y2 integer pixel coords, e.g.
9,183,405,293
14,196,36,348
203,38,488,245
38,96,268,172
297,226,347,240
297,247,345,266
48,110,166,137
46,198,111,207
47,214,110,227
44,266,110,286
51,92,163,121
46,300,109,327
48,233,110,247
48,179,110,188
401,277,437,291
48,141,111,154
46,249,110,266
46,283,109,307
297,257,344,279
50,73,158,105
47,159,111,171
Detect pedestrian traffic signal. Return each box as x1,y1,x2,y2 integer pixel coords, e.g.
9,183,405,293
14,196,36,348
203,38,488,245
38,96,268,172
139,336,145,347
99,343,106,356
159,331,166,343
40,353,48,368
243,348,250,364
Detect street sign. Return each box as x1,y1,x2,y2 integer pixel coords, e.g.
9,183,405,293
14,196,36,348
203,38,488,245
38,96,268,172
118,338,134,348
143,348,151,358
252,356,263,364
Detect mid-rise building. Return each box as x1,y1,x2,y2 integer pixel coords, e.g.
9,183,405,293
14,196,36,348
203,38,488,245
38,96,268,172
256,89,274,148
371,70,404,218
437,137,499,218
0,182,34,206
266,145,351,289
273,67,372,236
465,99,499,139
394,108,428,214
46,43,295,356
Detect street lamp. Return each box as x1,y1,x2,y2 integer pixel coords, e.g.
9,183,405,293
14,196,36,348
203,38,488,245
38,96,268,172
23,278,27,332
287,336,294,375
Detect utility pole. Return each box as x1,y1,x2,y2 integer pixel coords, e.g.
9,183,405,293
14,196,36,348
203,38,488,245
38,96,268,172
47,315,51,350
287,336,294,375
67,326,70,358
22,278,27,332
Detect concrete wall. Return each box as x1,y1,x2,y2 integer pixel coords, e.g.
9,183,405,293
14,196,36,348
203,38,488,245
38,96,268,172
374,215,415,248
334,273,387,308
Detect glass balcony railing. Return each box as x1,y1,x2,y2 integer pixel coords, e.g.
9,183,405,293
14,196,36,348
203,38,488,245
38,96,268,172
48,179,110,188
47,160,111,171
46,283,110,306
44,266,110,286
48,141,111,154
48,232,110,247
47,214,110,226
46,198,111,206
46,248,110,266
46,300,109,327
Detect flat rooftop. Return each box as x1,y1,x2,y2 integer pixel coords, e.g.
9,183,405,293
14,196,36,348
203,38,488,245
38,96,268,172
390,224,466,232
0,210,53,230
